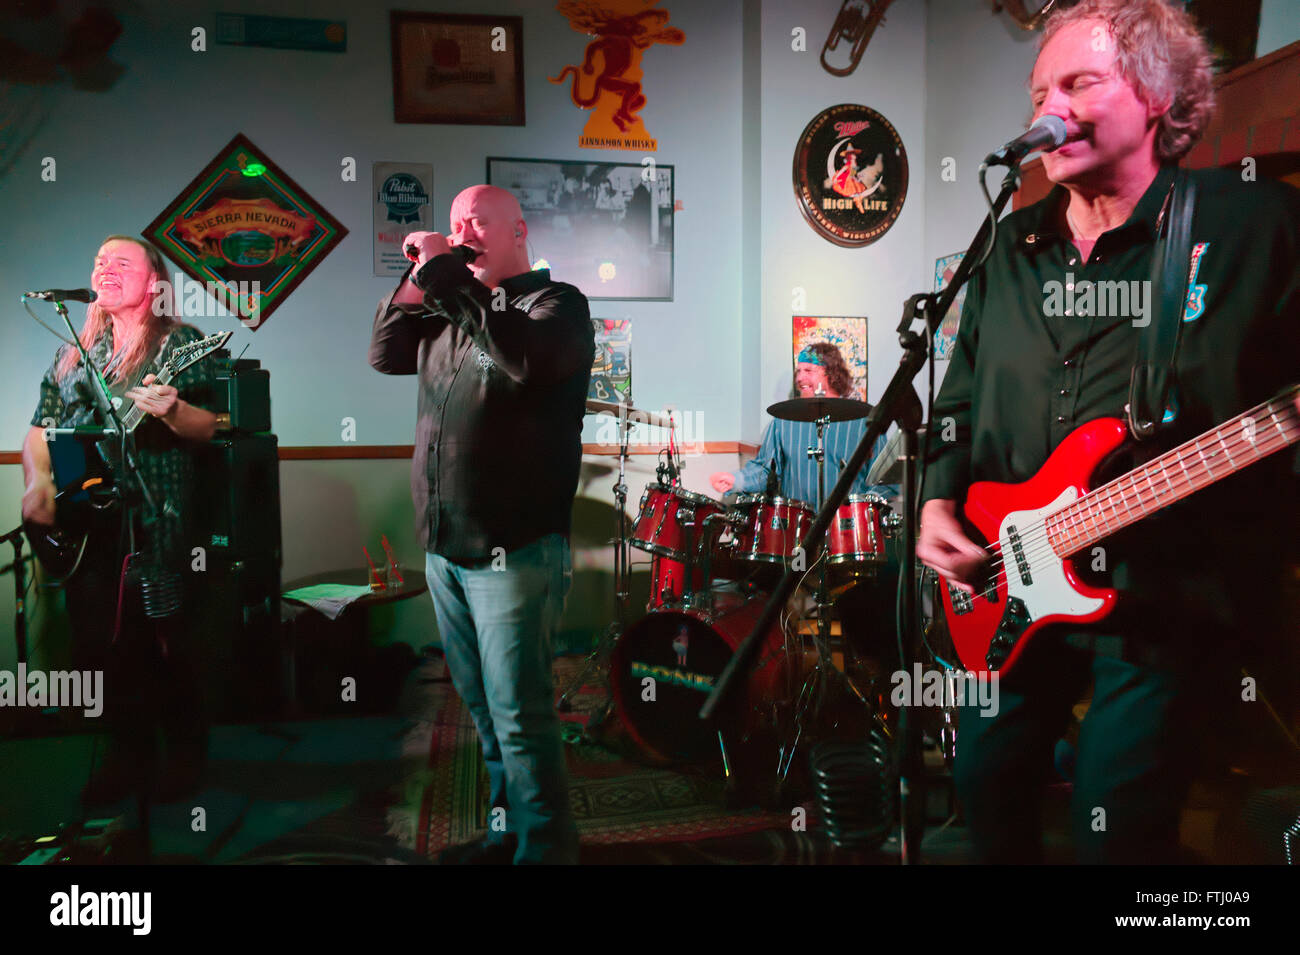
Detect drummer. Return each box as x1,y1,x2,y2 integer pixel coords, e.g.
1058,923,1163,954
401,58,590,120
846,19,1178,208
709,342,896,503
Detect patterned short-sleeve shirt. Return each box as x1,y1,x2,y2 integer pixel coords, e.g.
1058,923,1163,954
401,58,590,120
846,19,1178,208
32,322,217,566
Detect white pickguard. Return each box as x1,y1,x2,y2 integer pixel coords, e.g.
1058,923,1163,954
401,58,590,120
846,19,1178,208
998,487,1106,623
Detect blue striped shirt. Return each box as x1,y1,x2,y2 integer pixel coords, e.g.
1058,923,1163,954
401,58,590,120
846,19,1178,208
732,417,896,505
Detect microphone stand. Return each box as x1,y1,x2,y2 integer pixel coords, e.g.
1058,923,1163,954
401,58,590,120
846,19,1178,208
701,161,1027,864
0,525,31,665
44,295,161,568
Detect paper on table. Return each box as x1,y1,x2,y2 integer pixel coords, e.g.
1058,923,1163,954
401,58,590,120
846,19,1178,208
281,583,375,621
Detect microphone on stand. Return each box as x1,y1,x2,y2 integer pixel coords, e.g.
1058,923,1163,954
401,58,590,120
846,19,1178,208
23,288,98,303
984,115,1068,167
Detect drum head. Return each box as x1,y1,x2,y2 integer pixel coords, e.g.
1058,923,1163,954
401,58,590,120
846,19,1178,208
612,608,762,762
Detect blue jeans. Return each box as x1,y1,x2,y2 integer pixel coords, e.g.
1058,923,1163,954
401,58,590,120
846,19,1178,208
425,533,578,864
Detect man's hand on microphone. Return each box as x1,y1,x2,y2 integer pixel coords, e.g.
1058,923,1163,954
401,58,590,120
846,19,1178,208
403,231,453,268
393,231,456,305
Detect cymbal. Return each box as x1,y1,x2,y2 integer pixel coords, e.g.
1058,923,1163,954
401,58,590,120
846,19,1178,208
584,398,676,430
766,396,872,423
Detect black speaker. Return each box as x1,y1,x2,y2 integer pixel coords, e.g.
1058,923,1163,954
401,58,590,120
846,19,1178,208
197,554,283,721
210,352,272,432
193,433,282,563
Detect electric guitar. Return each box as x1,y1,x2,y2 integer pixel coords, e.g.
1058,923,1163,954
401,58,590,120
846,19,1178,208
23,331,232,581
937,383,1300,676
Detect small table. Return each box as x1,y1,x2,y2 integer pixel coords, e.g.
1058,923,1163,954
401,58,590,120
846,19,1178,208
282,568,428,608
279,568,428,716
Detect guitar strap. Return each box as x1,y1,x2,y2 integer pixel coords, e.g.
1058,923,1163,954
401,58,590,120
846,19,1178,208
1127,168,1195,440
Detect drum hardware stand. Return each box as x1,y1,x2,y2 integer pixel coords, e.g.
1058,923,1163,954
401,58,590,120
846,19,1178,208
556,407,637,730
703,161,1028,864
769,413,868,794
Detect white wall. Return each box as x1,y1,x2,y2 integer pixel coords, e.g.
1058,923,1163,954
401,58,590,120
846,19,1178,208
1257,0,1300,58
757,0,929,422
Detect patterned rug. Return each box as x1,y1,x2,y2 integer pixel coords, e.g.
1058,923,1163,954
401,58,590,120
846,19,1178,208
411,655,794,857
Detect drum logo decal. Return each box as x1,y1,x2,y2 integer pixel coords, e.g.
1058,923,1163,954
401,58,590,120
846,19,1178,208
630,661,714,692
793,103,908,247
672,626,689,666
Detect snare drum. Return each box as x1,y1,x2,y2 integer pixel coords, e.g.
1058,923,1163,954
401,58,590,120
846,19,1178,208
630,483,724,562
827,493,892,574
730,494,816,565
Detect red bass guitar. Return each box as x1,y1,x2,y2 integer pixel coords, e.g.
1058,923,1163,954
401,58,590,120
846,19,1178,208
938,384,1299,676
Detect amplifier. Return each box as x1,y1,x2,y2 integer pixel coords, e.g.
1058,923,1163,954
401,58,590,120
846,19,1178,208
210,352,271,432
192,433,282,563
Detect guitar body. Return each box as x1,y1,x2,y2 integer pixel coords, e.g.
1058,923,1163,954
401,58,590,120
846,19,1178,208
22,330,233,584
939,418,1128,676
23,520,86,580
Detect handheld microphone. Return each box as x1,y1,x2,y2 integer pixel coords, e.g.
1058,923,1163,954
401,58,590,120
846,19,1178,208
404,243,479,265
24,288,98,303
984,115,1068,166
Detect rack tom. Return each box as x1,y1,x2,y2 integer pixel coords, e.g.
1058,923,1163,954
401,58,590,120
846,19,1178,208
630,483,724,562
729,494,816,566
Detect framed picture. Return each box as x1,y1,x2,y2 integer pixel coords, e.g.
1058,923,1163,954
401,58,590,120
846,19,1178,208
589,318,632,403
933,252,967,360
390,12,524,125
143,133,348,330
792,316,868,401
487,156,674,301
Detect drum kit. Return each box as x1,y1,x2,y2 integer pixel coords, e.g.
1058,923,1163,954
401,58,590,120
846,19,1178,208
561,392,919,805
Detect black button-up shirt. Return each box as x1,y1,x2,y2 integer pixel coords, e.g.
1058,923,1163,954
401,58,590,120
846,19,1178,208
370,257,594,564
922,165,1300,636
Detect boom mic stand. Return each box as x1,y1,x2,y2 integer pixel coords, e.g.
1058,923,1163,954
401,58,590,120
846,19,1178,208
701,161,1027,864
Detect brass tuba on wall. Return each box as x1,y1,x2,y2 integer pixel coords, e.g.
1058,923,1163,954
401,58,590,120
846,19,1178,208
993,0,1062,32
820,0,896,77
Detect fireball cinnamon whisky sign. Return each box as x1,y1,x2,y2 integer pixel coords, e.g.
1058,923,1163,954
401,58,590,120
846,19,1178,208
549,0,684,152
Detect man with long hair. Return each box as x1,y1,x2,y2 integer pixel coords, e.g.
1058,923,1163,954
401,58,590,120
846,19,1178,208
917,0,1300,862
710,340,888,503
21,235,219,806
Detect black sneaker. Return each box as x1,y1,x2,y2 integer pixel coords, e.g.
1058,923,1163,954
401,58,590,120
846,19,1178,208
437,835,516,865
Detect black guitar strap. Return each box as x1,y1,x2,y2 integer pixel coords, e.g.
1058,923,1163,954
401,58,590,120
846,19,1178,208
1127,168,1195,440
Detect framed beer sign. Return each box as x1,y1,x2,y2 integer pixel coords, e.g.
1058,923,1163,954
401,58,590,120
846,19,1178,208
792,103,908,248
144,134,348,329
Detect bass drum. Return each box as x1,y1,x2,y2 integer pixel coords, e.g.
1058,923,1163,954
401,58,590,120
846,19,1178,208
611,591,797,763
